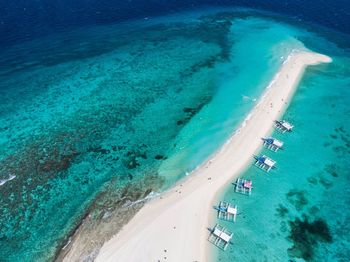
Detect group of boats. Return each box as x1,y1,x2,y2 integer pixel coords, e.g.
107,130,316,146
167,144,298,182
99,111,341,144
208,120,294,251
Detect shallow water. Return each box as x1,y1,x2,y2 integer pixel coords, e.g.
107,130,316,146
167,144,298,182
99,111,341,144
0,9,311,261
0,7,349,261
213,24,350,262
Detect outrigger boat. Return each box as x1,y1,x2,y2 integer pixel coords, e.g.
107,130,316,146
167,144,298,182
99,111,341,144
233,178,253,195
262,137,284,152
208,224,233,250
254,155,276,172
275,120,294,133
214,201,238,222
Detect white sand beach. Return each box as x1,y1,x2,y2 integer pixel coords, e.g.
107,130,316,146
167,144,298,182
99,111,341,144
94,51,331,262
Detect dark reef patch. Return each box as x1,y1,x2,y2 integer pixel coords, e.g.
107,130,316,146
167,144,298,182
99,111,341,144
276,204,289,218
340,134,350,143
196,13,234,60
318,175,333,189
122,150,148,169
323,141,331,147
123,156,140,170
307,206,320,215
184,104,206,117
87,146,110,155
176,102,208,128
323,164,338,178
181,56,219,77
280,221,288,233
39,152,79,173
307,176,318,185
154,155,167,160
286,189,308,211
334,126,345,134
332,145,348,156
183,107,198,114
329,134,338,140
287,216,332,260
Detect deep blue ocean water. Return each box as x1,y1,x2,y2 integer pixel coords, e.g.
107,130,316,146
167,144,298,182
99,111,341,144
0,1,349,262
1,0,350,47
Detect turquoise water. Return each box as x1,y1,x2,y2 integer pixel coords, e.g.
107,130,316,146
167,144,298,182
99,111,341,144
0,9,313,261
157,15,306,183
1,8,348,261
213,21,350,262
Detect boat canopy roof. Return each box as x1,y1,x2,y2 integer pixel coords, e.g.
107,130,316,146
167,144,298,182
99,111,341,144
272,139,283,147
227,206,237,214
265,137,283,147
220,232,232,242
213,228,222,237
260,156,275,167
281,121,293,130
243,180,252,188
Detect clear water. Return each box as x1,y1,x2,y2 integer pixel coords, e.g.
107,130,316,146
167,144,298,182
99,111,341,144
213,18,350,262
157,15,306,184
1,7,349,262
0,9,314,261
